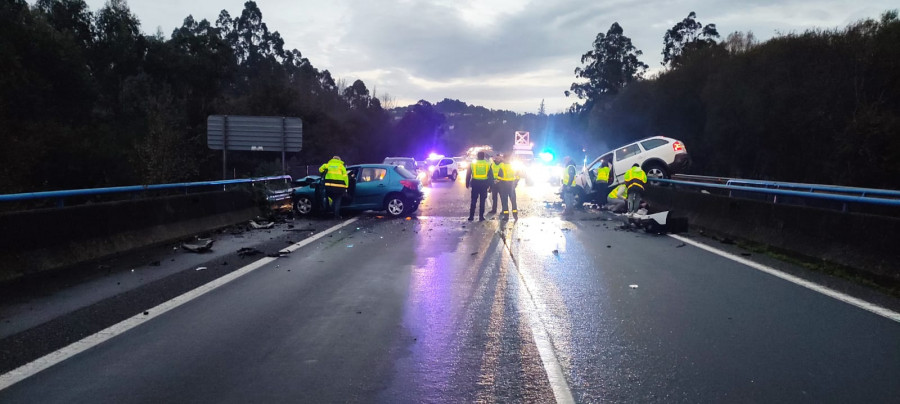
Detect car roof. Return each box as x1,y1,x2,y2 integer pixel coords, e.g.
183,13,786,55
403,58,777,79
349,164,397,169
383,157,415,160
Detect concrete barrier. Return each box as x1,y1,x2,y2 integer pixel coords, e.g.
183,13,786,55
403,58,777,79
0,190,261,283
644,185,900,286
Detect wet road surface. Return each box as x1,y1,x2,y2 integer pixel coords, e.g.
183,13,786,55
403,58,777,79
2,174,900,402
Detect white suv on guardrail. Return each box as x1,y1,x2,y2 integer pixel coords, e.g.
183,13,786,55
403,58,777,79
573,136,690,204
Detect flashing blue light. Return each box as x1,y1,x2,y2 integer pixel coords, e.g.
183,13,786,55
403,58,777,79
539,151,554,162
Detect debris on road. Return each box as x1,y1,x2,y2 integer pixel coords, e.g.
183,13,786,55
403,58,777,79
182,238,214,253
629,284,639,289
149,261,161,266
676,243,686,248
552,249,559,255
250,220,275,229
195,266,207,271
347,244,354,248
237,247,262,257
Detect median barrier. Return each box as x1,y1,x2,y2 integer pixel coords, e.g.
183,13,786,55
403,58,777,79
644,186,900,287
0,190,260,283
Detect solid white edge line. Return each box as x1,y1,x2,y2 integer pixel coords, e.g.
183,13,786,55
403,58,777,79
517,276,576,404
668,234,900,323
280,217,358,254
500,224,575,404
0,217,360,391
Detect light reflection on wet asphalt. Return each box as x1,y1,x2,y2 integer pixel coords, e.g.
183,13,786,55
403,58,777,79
380,175,900,403
4,173,899,403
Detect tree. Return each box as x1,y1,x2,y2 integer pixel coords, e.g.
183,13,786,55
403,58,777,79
538,99,546,116
662,11,719,68
342,79,372,110
567,22,648,110
724,31,757,54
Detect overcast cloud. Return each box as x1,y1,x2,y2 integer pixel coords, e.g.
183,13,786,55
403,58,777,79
84,0,895,113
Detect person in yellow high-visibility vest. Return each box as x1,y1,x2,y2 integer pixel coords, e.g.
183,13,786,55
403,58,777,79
623,163,647,214
595,159,611,205
495,153,519,220
465,151,494,221
319,156,349,219
605,184,628,213
488,155,502,214
561,156,577,216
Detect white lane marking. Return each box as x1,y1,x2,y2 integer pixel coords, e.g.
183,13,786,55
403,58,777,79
668,234,900,323
498,226,575,404
280,217,358,254
0,218,360,391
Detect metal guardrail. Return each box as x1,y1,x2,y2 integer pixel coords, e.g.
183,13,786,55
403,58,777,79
0,175,292,207
651,178,900,209
723,179,900,199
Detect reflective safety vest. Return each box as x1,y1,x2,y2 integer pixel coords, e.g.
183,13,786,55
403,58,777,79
608,184,628,200
624,166,647,190
497,162,517,181
596,166,610,183
319,158,348,187
491,162,501,180
472,159,490,180
561,165,576,186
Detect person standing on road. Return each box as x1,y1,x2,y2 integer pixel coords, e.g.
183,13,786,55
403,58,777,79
624,163,647,214
319,156,349,219
466,151,493,221
496,154,519,221
488,154,502,214
596,159,611,206
561,156,577,217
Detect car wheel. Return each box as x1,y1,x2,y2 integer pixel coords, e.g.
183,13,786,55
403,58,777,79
450,170,458,181
385,195,408,217
294,196,313,216
645,164,669,179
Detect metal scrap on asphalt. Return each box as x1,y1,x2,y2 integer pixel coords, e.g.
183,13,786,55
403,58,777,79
250,220,275,229
182,238,214,253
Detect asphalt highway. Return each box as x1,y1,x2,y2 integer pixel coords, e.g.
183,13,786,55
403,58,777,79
1,175,899,403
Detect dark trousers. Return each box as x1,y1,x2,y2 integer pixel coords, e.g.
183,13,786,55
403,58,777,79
490,184,499,212
627,187,643,213
325,186,347,218
498,181,518,218
469,179,489,219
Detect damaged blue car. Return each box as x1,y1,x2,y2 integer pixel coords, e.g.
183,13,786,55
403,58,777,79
292,164,425,218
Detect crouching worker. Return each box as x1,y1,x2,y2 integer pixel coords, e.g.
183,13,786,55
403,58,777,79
605,184,628,213
319,156,349,219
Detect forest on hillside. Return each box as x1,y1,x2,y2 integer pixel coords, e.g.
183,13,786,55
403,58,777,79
2,1,898,192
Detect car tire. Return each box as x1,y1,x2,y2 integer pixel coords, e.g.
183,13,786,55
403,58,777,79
450,170,458,181
384,194,409,217
645,163,669,179
294,196,314,216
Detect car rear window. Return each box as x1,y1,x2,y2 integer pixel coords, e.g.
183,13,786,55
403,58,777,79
640,139,668,151
394,166,416,179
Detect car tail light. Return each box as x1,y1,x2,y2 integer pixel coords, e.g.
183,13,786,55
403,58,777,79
400,179,418,190
673,141,684,152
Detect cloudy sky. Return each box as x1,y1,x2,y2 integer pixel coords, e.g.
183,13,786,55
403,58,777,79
84,0,894,114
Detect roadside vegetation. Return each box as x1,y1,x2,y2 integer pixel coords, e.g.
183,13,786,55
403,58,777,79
2,1,898,192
